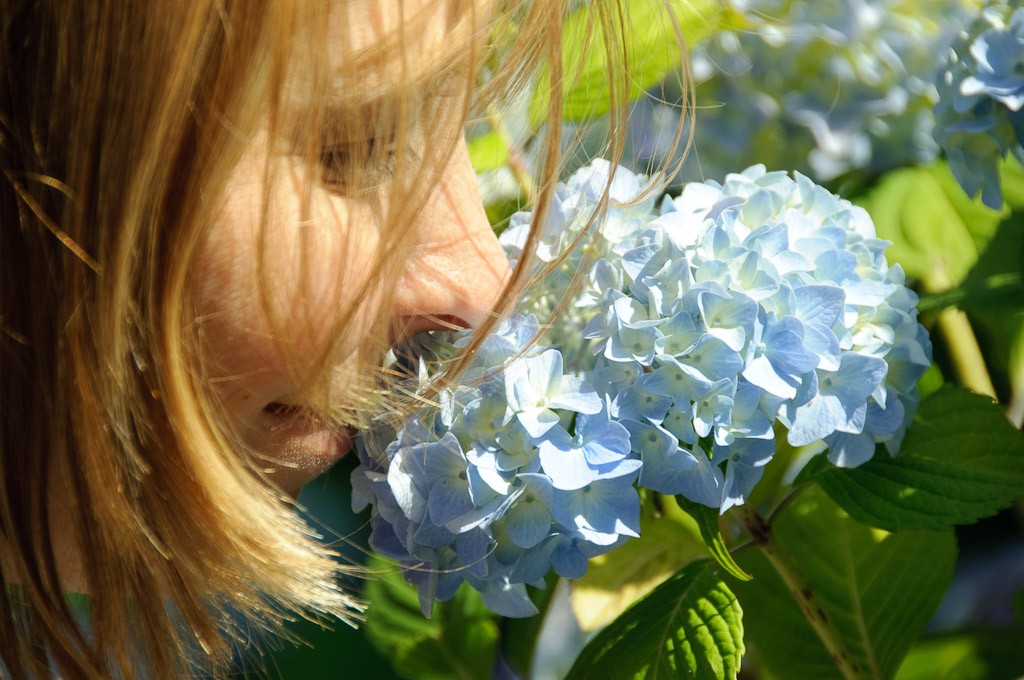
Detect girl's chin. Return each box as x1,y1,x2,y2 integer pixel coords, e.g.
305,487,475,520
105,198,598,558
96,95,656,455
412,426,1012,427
253,407,355,497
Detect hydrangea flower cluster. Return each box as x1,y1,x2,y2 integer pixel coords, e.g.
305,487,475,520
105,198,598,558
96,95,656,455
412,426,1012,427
352,160,932,617
934,4,1024,209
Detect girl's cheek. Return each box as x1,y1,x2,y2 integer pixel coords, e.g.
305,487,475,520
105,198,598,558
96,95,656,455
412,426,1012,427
192,151,382,425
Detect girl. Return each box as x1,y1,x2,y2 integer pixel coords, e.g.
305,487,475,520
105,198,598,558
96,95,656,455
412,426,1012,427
0,0,684,676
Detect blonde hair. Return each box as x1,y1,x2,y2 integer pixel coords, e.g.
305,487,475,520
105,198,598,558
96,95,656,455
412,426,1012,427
0,0,689,677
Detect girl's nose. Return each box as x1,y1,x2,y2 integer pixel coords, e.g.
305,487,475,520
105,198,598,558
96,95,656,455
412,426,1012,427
392,139,513,336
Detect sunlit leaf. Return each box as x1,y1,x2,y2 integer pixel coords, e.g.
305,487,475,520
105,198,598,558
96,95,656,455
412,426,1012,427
732,487,957,680
676,497,752,581
858,161,1006,285
951,215,1024,314
997,155,1024,210
566,560,744,680
529,0,739,127
951,212,1024,414
806,386,1024,531
467,130,509,173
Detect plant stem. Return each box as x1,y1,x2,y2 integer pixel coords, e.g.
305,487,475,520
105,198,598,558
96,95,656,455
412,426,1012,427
935,306,997,398
733,505,870,680
921,261,997,399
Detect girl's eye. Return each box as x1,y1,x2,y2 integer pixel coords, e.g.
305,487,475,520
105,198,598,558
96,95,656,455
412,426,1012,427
318,134,397,192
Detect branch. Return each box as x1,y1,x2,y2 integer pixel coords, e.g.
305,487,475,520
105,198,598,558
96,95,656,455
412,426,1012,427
733,505,870,680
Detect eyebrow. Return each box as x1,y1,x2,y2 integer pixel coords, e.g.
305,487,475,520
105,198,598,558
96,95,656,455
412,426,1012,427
327,65,462,113
315,70,465,147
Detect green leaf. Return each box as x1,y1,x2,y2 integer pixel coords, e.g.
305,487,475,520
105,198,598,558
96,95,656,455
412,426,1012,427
394,618,499,680
916,362,945,400
997,155,1024,210
566,560,744,680
895,629,1024,680
732,487,957,680
950,212,1024,400
921,211,1024,315
676,497,752,581
807,385,1024,531
485,197,524,233
466,130,508,173
262,614,404,680
363,556,499,680
529,0,736,127
857,161,1006,284
363,559,439,650
571,501,706,631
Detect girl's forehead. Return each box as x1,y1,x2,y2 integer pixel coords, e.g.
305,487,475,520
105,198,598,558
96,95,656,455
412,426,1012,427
326,0,490,90
341,0,447,48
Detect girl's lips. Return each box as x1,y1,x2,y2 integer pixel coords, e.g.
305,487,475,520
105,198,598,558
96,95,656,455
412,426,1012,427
255,403,354,496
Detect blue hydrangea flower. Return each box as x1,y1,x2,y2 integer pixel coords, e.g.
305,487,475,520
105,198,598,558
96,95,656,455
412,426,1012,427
504,348,602,437
960,9,1024,112
352,160,931,617
537,406,639,491
934,5,1024,208
558,0,976,190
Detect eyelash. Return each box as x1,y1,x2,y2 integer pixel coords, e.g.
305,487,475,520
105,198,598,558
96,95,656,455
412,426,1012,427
318,133,397,192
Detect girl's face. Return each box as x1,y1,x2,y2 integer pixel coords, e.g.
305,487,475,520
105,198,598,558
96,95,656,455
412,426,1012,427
191,0,510,496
